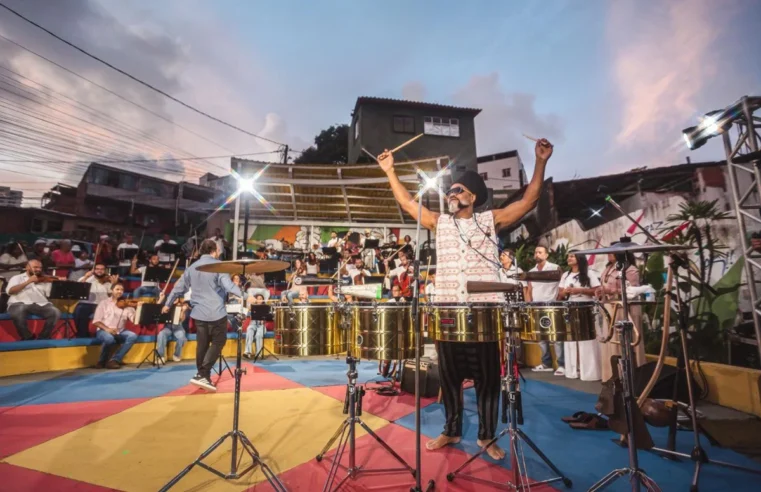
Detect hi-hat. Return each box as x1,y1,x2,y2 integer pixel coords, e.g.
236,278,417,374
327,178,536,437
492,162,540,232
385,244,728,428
197,259,289,274
574,242,692,256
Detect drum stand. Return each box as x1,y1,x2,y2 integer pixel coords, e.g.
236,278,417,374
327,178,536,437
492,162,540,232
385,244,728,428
212,353,234,381
159,327,286,492
589,250,660,492
446,333,572,490
316,353,415,491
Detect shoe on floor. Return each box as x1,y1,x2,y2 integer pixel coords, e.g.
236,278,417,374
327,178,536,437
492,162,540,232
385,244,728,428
243,352,252,359
95,362,105,369
157,355,166,365
190,375,217,392
106,360,121,369
532,364,553,372
172,355,182,362
554,367,565,376
565,372,579,379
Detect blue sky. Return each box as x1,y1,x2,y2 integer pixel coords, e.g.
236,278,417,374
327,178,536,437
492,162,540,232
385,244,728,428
1,0,760,199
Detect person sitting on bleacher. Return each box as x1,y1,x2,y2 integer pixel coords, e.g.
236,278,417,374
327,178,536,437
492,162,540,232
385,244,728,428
92,282,138,369
156,298,188,363
74,264,118,338
6,259,61,341
130,253,163,299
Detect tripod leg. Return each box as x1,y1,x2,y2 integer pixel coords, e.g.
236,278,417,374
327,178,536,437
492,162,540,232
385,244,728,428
323,421,351,492
358,419,415,473
159,432,232,492
317,420,349,461
515,429,570,483
588,468,629,492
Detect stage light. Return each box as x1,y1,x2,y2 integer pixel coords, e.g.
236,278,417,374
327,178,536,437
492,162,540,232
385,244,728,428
237,177,255,194
682,110,733,150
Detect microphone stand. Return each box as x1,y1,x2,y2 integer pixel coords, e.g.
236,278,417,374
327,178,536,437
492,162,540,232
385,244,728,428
410,181,435,492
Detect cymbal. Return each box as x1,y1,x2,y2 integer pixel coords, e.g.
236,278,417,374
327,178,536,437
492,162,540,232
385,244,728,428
573,242,692,256
197,259,290,274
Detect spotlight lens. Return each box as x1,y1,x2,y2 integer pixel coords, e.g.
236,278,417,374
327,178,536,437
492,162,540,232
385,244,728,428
682,133,693,149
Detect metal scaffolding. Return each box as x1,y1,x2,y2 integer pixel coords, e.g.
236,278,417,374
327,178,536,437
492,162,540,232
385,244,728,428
721,96,761,361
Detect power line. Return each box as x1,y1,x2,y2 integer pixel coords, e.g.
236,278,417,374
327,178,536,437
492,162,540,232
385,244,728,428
0,150,279,164
0,2,285,148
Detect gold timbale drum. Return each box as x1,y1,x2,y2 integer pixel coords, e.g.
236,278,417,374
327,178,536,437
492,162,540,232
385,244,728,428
273,305,348,356
426,303,505,342
351,304,415,360
520,301,598,342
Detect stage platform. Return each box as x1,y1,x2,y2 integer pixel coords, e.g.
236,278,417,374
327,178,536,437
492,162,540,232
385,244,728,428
0,358,759,491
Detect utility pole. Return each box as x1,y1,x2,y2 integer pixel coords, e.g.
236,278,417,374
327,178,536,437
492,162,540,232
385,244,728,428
283,145,289,164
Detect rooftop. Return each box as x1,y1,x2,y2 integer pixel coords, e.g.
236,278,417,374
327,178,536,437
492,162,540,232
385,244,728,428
354,96,482,116
477,150,519,163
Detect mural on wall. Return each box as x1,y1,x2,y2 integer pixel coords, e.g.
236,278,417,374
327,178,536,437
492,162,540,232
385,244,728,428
232,225,422,251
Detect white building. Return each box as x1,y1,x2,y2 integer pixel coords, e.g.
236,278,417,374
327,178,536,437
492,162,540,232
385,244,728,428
0,186,22,207
477,150,527,192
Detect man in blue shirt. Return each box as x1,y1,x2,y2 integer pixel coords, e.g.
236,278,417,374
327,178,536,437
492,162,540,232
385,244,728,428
163,239,253,392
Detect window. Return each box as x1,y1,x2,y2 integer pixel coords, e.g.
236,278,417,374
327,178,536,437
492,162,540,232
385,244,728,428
139,179,165,196
479,172,488,180
393,115,415,134
423,117,459,138
354,119,360,140
502,168,512,178
118,174,138,191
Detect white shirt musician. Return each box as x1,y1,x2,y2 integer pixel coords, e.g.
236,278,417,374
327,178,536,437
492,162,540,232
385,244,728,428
6,260,61,340
117,235,139,267
154,234,177,263
527,246,563,374
498,250,528,300
380,137,553,460
92,283,138,369
130,254,163,298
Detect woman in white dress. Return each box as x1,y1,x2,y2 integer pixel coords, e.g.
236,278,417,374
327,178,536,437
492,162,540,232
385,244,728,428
558,253,602,381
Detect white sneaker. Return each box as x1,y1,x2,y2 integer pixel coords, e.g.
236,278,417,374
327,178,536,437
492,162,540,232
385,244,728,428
565,371,579,379
532,364,554,372
172,355,182,362
554,367,565,376
190,375,217,392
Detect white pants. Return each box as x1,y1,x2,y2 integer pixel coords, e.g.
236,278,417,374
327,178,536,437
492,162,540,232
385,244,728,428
564,340,602,381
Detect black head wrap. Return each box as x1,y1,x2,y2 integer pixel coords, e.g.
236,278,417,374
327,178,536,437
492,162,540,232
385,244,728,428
452,170,488,207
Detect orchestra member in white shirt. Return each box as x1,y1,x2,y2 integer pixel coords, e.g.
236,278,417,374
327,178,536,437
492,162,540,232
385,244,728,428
154,233,177,263
74,264,118,338
6,259,60,340
92,283,138,369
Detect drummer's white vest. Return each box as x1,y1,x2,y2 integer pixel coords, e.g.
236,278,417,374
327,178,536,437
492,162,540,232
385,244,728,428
434,211,503,303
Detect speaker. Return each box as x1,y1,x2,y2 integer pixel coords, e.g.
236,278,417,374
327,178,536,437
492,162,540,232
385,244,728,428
400,359,440,398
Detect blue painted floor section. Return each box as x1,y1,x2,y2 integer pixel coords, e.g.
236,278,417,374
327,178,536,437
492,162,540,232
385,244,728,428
395,379,761,491
259,358,388,387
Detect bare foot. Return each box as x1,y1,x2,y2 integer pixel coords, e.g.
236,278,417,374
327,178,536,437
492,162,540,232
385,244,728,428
477,439,506,460
425,434,461,451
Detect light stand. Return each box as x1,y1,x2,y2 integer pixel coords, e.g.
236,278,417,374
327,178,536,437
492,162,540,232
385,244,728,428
315,353,415,491
212,353,234,381
589,241,660,492
160,326,286,492
446,317,571,489
648,254,761,491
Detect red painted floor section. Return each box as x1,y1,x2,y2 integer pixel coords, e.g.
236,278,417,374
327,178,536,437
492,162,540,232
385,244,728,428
312,383,437,422
164,363,303,396
0,398,148,459
0,463,123,492
246,423,558,491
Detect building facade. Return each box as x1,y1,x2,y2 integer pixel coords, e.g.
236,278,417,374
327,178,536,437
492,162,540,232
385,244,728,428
0,186,23,207
347,97,481,177
477,150,527,192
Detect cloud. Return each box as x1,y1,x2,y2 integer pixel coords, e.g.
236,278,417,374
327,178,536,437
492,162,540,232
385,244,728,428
607,0,735,167
401,81,426,102
451,72,564,157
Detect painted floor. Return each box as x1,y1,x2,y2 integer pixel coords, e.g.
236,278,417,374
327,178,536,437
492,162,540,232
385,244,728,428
1,358,759,491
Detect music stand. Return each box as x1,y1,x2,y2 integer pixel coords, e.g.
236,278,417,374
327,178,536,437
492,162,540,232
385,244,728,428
144,266,172,285
158,243,180,263
264,269,286,287
49,281,91,339
363,239,379,249
250,305,277,362
136,303,177,368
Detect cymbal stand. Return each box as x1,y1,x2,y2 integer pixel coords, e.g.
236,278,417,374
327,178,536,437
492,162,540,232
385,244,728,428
446,326,571,490
648,254,761,491
589,243,660,492
315,353,415,491
160,327,286,492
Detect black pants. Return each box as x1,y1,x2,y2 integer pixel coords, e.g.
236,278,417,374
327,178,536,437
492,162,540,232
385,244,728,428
8,303,61,340
438,341,501,440
194,317,228,379
74,302,97,338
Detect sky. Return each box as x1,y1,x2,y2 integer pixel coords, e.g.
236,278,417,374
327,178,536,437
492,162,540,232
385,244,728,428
0,0,759,205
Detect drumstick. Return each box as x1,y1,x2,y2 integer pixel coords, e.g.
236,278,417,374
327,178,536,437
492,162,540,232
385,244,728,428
522,133,539,142
361,147,379,163
390,133,424,154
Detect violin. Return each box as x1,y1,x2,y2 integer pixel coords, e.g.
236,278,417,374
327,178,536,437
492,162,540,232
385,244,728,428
353,273,365,285
116,297,141,309
31,275,60,283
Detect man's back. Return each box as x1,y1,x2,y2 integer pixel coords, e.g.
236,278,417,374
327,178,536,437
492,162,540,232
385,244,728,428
170,255,241,322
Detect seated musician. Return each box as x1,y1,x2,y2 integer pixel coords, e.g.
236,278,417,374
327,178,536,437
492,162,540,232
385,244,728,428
130,253,163,298
425,273,436,301
27,239,56,271
116,234,139,277
0,242,28,282
379,136,553,460
244,294,267,359
51,239,76,278
227,273,247,331
74,264,118,338
392,264,416,300
70,247,93,281
156,298,188,363
245,272,270,301
346,256,371,284
281,258,307,304
6,259,61,340
498,249,529,300
92,282,138,369
383,251,409,291
154,233,177,264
